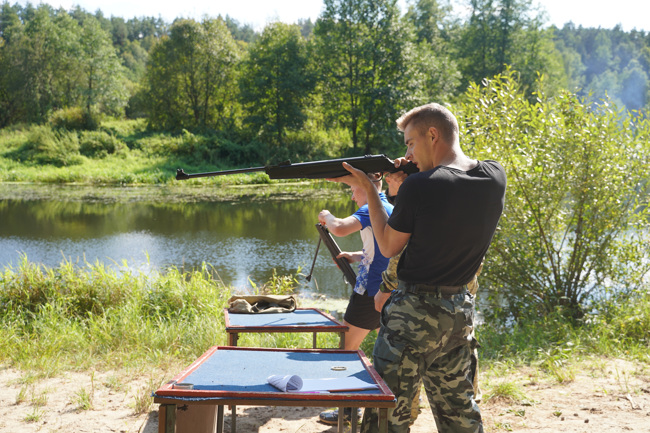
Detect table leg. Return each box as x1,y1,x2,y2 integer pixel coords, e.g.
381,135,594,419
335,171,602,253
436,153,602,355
350,406,358,433
231,405,237,433
228,332,238,346
378,408,388,433
339,332,346,349
338,406,344,433
313,332,318,349
159,404,176,433
216,405,224,433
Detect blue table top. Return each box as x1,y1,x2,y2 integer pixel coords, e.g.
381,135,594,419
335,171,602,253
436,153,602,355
154,346,398,404
225,308,345,329
185,348,376,393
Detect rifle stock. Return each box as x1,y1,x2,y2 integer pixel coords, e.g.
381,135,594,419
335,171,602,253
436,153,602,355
315,223,357,286
176,154,417,181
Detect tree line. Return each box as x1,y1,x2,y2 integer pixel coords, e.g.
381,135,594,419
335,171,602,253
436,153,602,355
1,0,649,158
1,1,649,323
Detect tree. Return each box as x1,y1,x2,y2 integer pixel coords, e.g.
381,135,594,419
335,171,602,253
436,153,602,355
589,70,622,106
76,17,128,116
0,2,23,126
553,36,586,92
313,0,417,154
12,5,62,121
552,25,650,112
404,0,450,45
403,0,462,102
458,0,500,85
0,1,21,43
457,71,650,322
110,16,128,48
239,22,315,145
588,31,615,77
142,18,240,130
617,59,648,110
223,15,257,43
0,5,129,125
457,0,565,94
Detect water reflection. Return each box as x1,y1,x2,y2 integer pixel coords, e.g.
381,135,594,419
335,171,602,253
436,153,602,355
0,190,360,298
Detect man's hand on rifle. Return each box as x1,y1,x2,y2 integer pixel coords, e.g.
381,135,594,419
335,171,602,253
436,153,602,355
327,162,374,193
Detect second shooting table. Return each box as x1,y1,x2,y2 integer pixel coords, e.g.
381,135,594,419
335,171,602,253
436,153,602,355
224,307,348,349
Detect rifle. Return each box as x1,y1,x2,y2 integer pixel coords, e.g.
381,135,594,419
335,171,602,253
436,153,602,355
175,154,418,180
306,223,357,287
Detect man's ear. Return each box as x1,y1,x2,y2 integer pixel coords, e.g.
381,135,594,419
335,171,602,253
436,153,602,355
428,126,438,143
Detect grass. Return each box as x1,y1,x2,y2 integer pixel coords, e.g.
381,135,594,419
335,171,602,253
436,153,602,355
0,258,231,373
0,119,346,187
72,387,94,411
0,257,340,375
15,386,28,404
1,257,648,418
23,407,43,423
483,379,528,404
103,374,126,392
476,288,650,371
132,375,163,415
30,388,48,407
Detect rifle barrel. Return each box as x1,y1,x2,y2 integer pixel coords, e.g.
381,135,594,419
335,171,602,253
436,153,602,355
176,166,265,180
175,154,418,181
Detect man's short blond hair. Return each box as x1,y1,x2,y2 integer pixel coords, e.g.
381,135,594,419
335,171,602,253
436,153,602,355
396,103,459,145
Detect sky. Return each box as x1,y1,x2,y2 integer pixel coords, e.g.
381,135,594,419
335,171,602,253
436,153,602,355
14,0,650,33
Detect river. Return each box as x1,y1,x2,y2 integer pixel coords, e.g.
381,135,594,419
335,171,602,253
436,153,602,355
0,183,361,299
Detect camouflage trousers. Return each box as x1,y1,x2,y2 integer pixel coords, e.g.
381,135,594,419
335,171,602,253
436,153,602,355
360,287,483,433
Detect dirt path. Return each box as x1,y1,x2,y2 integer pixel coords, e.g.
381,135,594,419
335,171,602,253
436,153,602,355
1,358,648,432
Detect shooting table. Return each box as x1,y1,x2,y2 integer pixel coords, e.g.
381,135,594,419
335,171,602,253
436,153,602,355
224,307,348,349
154,346,396,433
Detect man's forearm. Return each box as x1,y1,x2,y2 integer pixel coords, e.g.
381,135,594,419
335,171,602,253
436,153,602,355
364,181,391,249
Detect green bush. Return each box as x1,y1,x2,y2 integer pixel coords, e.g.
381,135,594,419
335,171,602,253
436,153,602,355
49,107,100,131
133,129,218,162
0,258,129,317
99,118,147,138
79,131,128,158
279,127,351,162
587,289,650,350
16,125,84,166
0,258,234,370
218,138,268,166
457,70,650,322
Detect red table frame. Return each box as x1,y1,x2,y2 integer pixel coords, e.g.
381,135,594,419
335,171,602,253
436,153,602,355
154,346,396,433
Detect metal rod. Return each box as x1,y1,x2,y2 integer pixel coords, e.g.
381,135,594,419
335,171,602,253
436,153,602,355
305,237,321,282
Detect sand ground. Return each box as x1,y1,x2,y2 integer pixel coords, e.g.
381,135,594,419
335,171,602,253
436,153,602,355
1,357,649,433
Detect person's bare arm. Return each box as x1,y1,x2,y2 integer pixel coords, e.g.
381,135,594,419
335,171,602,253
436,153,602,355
337,251,363,263
318,210,362,237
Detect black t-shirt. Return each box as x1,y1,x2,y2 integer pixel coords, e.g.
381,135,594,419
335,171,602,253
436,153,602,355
388,160,506,286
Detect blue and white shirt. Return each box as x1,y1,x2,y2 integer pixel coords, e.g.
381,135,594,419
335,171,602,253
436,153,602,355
351,193,393,297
